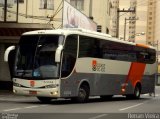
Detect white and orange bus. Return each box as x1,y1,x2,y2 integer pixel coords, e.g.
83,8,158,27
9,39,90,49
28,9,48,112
4,28,156,103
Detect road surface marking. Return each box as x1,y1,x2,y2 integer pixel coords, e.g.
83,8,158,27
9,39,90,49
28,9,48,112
119,102,145,111
24,106,39,109
88,114,108,119
24,105,47,109
3,108,22,112
2,105,48,112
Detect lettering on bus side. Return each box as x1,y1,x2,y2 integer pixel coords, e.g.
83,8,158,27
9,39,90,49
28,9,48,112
92,60,105,72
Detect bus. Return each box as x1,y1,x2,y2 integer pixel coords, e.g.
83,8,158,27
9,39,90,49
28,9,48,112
4,28,156,103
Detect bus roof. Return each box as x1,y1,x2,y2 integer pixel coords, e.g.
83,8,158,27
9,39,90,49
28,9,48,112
22,28,155,50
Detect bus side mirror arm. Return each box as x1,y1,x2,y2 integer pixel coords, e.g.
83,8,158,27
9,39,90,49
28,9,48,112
55,45,63,63
4,46,15,62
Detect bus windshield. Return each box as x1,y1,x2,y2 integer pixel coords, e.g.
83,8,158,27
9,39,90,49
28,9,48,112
14,35,64,79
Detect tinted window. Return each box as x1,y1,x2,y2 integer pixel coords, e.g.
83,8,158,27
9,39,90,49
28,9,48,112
102,41,137,62
135,47,156,64
78,35,156,64
15,35,64,79
79,36,102,58
102,41,156,64
61,35,78,77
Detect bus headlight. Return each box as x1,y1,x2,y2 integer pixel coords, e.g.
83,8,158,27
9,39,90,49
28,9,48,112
45,84,59,88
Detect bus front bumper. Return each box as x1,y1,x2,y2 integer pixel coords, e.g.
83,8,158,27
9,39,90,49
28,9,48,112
13,86,60,98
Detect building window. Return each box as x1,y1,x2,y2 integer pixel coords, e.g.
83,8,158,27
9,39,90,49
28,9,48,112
149,22,152,25
149,27,152,30
150,2,153,5
40,0,54,10
70,0,84,10
148,32,152,35
149,12,152,15
14,0,24,3
148,37,151,40
149,17,152,20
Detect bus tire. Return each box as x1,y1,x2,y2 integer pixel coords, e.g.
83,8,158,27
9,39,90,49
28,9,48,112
133,84,141,99
37,97,52,103
126,84,141,99
75,84,90,103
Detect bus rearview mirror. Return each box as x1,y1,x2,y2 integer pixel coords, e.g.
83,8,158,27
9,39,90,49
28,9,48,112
55,45,63,62
4,46,15,62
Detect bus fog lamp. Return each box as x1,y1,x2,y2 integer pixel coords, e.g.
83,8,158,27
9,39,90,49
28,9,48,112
50,91,58,95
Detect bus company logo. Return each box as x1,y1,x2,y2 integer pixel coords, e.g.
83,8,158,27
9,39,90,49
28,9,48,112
92,60,105,72
30,80,35,87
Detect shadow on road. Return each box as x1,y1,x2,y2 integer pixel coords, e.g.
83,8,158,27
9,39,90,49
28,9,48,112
18,96,152,105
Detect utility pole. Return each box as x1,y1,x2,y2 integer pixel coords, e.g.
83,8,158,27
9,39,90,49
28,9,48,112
4,0,7,22
117,8,135,38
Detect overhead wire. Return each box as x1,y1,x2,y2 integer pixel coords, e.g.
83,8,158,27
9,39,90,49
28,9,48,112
52,0,63,18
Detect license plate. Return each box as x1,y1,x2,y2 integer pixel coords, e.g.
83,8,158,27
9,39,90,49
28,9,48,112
29,91,37,95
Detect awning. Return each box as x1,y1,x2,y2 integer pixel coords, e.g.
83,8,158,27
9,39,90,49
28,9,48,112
0,23,52,36
0,28,40,36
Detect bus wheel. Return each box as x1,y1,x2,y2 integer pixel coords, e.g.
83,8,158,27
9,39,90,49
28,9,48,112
76,85,90,103
37,97,52,103
126,85,141,99
133,85,141,99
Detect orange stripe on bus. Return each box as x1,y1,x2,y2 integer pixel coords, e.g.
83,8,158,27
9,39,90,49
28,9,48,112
122,62,146,93
136,44,149,48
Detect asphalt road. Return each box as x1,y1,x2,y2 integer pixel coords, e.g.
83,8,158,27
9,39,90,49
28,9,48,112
0,87,160,119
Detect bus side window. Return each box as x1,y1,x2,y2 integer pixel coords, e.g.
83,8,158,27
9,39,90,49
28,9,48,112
79,36,102,58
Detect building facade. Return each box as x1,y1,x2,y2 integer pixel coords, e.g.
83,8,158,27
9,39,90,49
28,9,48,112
109,0,119,37
146,0,156,46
